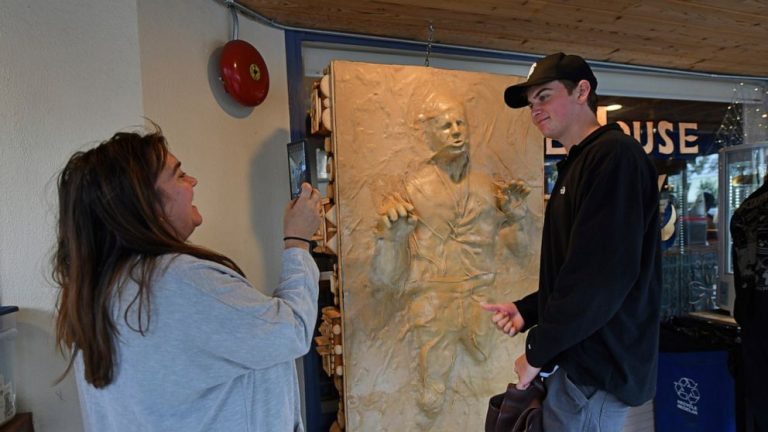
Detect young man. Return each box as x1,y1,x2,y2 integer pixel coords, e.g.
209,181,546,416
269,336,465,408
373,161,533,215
482,52,662,431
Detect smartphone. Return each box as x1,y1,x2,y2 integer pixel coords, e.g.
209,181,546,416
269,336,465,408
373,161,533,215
287,140,312,199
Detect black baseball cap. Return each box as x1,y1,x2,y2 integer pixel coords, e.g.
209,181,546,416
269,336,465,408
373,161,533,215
504,52,597,108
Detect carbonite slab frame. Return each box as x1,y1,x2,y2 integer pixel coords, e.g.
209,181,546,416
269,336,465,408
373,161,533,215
326,61,544,431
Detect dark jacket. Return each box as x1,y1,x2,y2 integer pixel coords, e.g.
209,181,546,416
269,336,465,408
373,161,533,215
730,181,768,333
516,123,662,406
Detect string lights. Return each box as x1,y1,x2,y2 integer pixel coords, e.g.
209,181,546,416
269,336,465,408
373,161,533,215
714,82,768,148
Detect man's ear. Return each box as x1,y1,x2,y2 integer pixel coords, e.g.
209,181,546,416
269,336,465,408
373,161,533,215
578,80,591,100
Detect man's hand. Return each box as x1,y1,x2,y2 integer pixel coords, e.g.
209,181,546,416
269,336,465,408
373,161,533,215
480,302,525,337
376,192,418,241
514,354,541,390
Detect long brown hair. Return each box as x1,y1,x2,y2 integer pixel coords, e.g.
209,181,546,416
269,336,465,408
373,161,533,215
53,127,243,388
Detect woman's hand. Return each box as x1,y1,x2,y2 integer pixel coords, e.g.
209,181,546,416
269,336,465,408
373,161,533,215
283,183,322,249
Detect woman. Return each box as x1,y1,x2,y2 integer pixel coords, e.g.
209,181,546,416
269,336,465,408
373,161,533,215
53,127,322,431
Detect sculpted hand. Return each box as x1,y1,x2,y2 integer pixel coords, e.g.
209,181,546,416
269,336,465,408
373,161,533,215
514,354,541,390
284,182,322,244
376,192,418,241
480,302,525,337
494,179,530,222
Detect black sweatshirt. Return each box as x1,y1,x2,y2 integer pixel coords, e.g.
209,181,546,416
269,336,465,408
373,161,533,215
516,123,662,406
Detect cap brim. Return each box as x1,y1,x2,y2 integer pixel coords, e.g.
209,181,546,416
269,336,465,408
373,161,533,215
504,75,564,108
504,83,530,108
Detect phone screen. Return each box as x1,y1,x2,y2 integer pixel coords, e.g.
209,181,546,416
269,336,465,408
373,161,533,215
287,140,311,199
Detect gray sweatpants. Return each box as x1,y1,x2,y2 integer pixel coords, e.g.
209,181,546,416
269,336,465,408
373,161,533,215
542,368,630,432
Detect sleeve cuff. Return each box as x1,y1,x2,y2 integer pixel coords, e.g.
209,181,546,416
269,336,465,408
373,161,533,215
524,327,546,368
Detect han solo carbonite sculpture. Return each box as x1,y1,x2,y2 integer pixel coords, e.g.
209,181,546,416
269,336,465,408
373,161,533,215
369,91,531,419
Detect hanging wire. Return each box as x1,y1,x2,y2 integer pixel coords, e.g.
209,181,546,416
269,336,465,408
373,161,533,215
424,22,434,67
226,0,239,40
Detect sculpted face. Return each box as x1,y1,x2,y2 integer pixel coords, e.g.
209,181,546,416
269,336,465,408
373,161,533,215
425,101,469,161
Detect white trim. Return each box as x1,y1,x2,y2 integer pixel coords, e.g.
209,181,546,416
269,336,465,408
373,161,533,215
302,42,766,104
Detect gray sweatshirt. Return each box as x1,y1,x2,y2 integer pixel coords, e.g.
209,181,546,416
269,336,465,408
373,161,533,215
75,248,319,432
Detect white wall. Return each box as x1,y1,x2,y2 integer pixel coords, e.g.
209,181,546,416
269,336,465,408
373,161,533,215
0,1,144,430
1,0,292,430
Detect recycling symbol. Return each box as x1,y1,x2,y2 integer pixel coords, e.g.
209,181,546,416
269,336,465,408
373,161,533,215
674,377,700,404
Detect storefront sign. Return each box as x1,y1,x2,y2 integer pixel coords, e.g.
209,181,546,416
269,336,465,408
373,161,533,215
618,121,699,155
545,120,715,158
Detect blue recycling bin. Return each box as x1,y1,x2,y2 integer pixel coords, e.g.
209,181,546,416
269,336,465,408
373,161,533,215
655,350,735,432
